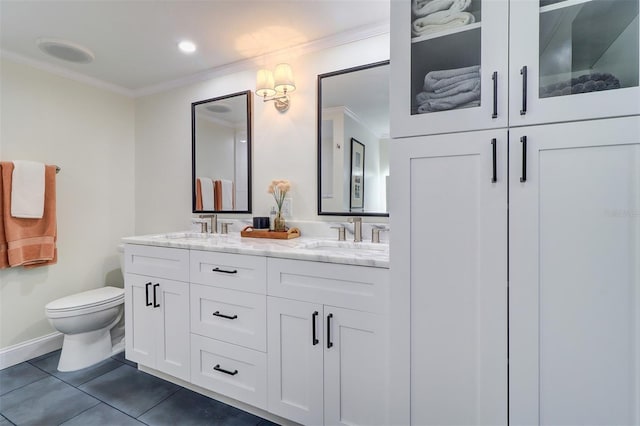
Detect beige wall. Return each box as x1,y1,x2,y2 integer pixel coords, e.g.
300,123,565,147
134,34,389,234
0,58,136,349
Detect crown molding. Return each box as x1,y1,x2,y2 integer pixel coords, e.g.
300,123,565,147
133,20,390,98
0,49,134,97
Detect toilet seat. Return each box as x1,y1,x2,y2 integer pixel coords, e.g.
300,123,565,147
46,286,124,318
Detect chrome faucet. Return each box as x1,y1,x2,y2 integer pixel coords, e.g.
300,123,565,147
347,217,362,242
331,225,346,241
371,226,389,243
198,214,217,234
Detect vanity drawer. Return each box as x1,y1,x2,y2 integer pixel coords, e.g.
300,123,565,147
190,334,267,410
190,250,267,294
267,258,389,314
190,284,266,352
124,244,189,282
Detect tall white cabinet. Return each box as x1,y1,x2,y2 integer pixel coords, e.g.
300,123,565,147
390,0,640,424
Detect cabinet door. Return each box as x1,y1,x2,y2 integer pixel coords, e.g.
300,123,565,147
509,0,640,126
323,306,388,426
124,273,156,367
267,297,324,425
510,117,640,425
389,129,508,425
155,278,190,381
390,0,509,137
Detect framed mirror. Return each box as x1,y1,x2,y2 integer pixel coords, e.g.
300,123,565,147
192,90,252,213
317,60,390,216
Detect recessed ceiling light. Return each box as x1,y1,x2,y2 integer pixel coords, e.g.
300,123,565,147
178,40,196,54
36,38,95,64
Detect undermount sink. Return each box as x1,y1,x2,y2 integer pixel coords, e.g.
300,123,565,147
301,240,388,252
153,232,220,241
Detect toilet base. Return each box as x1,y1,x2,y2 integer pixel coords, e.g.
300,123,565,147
58,328,114,372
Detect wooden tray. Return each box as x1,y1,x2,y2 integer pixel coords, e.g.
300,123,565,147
240,226,301,239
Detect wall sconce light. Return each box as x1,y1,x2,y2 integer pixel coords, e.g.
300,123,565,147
256,63,296,112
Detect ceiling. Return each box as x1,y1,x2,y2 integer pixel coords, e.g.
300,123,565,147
0,0,390,95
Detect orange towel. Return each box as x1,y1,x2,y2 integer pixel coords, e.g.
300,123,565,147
195,178,203,211
214,180,222,211
0,162,57,268
0,165,8,269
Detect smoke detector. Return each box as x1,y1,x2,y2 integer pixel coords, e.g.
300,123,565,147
36,38,95,64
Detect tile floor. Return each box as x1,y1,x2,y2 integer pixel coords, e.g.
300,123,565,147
0,350,278,426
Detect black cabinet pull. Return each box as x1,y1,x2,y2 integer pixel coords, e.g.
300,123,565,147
520,136,527,183
312,311,319,345
520,66,528,115
212,267,238,274
491,138,497,183
153,283,160,308
213,311,238,320
145,282,152,307
213,364,238,376
327,313,333,349
491,71,498,119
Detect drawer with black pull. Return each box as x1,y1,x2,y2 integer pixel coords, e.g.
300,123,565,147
190,284,266,351
190,333,267,409
190,250,267,294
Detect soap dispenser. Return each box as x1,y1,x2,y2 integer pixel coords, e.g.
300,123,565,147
269,207,276,231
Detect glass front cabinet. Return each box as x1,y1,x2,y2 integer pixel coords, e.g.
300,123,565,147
391,0,640,137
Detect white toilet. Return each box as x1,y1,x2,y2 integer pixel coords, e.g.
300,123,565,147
45,245,125,372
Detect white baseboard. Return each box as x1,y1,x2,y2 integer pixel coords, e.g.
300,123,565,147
0,332,63,369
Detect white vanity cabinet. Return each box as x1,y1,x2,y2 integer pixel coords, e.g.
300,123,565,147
390,129,509,426
390,117,640,425
391,0,640,137
124,245,190,381
390,0,510,136
267,258,389,426
188,250,268,409
509,116,640,425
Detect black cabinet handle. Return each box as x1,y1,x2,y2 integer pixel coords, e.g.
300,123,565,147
153,283,160,308
491,71,498,119
212,267,238,274
327,313,333,349
145,282,152,307
312,311,319,345
491,138,497,183
213,364,238,376
520,66,528,115
520,136,527,183
213,311,238,320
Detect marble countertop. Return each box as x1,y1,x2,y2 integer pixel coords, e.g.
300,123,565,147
122,231,389,268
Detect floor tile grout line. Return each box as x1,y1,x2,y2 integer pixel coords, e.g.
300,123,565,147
0,374,52,400
134,384,183,420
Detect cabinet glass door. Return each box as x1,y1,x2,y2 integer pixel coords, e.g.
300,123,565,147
391,0,508,137
510,0,640,125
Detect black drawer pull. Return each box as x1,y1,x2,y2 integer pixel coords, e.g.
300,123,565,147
327,313,333,349
212,267,238,274
520,136,527,183
153,283,160,308
213,364,238,376
213,311,238,320
312,311,319,345
145,282,152,306
491,71,498,119
520,66,528,115
491,138,497,183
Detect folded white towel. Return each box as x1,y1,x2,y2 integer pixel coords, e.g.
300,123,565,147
424,70,480,92
417,79,480,103
417,83,481,113
413,11,475,36
199,177,215,210
425,64,480,81
412,0,471,17
220,179,234,210
11,161,45,219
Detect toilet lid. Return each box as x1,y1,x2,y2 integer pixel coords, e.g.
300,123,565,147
46,286,124,312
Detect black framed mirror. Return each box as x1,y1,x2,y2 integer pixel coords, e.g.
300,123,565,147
192,90,252,213
317,60,390,217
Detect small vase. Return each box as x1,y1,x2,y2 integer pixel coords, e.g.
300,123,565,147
274,212,286,232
